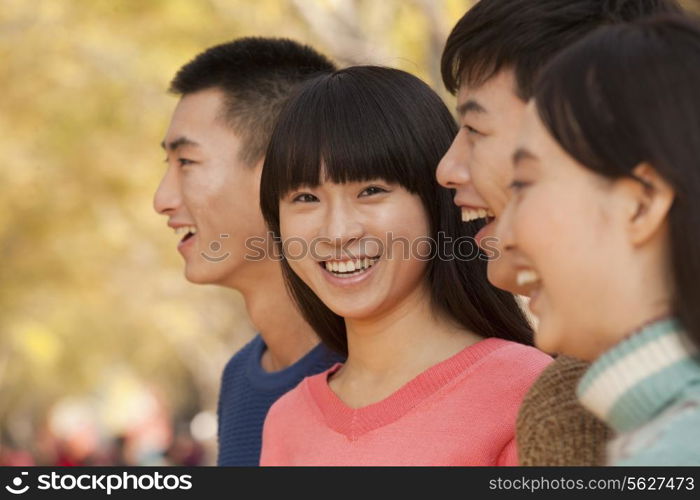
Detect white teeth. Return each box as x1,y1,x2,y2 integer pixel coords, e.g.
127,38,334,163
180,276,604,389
461,207,495,222
324,257,378,276
174,225,197,236
516,269,541,287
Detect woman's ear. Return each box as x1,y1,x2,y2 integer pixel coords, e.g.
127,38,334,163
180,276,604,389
621,163,675,246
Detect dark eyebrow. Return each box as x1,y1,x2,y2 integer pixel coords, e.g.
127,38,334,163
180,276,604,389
160,136,200,151
456,99,487,117
512,147,538,166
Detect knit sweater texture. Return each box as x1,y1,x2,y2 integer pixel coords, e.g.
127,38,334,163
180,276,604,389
516,355,612,465
577,317,700,465
260,337,552,466
217,335,342,466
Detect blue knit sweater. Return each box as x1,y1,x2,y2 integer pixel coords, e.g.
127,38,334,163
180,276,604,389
217,334,342,466
577,317,700,465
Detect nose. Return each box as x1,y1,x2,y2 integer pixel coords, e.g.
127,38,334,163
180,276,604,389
318,200,365,253
153,164,181,216
436,128,471,189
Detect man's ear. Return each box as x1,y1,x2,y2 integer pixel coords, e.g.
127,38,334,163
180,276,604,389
621,162,675,246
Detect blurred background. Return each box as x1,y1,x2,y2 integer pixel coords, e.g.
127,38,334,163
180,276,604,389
2,0,699,466
0,0,473,466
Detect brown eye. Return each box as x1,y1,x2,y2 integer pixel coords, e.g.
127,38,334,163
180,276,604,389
292,193,319,203
463,125,483,136
359,186,388,197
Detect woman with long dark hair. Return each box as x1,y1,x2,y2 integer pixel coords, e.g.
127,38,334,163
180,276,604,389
257,66,551,465
502,14,700,465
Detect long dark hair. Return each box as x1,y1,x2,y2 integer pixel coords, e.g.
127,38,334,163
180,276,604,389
260,66,533,356
534,14,700,348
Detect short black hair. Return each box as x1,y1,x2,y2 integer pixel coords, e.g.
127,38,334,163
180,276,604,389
169,37,336,165
441,0,683,99
260,66,534,355
534,14,700,349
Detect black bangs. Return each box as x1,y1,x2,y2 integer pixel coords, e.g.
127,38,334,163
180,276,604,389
260,66,458,234
260,64,536,356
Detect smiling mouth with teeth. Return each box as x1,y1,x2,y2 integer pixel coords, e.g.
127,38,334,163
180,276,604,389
516,269,541,288
321,257,379,277
174,225,198,242
461,207,496,223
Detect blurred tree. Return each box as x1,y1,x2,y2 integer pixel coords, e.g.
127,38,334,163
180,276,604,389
682,0,700,13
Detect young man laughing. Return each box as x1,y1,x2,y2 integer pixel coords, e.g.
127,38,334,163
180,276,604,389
154,38,339,466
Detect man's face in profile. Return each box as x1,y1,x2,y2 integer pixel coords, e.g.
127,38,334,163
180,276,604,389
436,69,529,294
154,88,267,287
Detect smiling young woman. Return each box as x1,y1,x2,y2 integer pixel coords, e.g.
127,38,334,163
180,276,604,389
502,15,700,465
257,66,551,466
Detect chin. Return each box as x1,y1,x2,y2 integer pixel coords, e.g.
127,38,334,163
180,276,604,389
325,301,379,321
532,324,563,356
184,268,211,285
184,264,230,286
487,263,514,293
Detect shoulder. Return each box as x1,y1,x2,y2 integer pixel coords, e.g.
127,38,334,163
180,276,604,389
484,339,553,381
265,373,315,421
520,355,590,407
439,339,552,408
265,364,339,423
517,356,611,466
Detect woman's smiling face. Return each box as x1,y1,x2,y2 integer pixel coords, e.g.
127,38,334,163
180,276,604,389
501,102,635,360
279,176,432,321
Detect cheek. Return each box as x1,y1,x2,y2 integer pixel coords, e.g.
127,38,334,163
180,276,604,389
366,195,430,237
182,169,232,220
471,146,513,213
181,179,215,224
387,207,430,247
279,209,313,240
512,191,563,263
381,203,431,271
280,210,320,263
514,188,612,293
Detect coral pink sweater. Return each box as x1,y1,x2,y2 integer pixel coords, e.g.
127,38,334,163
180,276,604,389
260,338,552,466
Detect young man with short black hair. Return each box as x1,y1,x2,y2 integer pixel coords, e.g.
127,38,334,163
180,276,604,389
155,38,339,466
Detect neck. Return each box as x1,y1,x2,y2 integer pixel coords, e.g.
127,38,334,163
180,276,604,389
333,283,483,405
616,236,676,347
595,262,673,360
223,260,319,372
